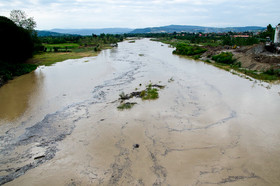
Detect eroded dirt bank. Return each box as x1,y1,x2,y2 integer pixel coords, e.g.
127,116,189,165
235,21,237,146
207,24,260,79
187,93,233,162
1,39,280,185
202,44,280,71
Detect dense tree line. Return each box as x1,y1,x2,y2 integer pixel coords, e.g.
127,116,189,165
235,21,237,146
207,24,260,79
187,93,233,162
0,13,39,85
124,31,262,46
40,34,123,46
0,16,34,63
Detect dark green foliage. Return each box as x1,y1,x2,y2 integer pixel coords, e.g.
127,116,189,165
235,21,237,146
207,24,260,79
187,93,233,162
222,36,259,46
0,60,37,81
264,68,280,77
39,34,123,52
212,52,236,64
0,16,34,64
173,43,207,56
125,32,260,47
222,36,233,45
0,15,40,85
259,24,275,40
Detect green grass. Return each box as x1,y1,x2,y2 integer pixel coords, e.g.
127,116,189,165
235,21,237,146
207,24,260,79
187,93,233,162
33,43,113,66
0,62,37,82
141,84,159,100
43,43,80,52
30,47,99,66
212,62,280,81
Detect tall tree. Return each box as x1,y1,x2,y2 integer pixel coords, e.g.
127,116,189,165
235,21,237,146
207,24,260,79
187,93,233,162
10,10,43,52
0,16,33,63
10,10,36,32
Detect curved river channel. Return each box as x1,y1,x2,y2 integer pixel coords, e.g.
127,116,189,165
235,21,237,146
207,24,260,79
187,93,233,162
1,39,280,185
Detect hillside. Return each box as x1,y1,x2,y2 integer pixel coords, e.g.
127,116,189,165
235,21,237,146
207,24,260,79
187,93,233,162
37,30,79,37
50,28,133,35
130,25,265,33
38,25,266,36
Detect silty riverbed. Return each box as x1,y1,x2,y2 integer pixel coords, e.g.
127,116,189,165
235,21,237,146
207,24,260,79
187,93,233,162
0,39,280,185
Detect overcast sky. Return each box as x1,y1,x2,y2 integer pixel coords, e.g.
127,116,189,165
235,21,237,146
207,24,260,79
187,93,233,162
0,0,279,30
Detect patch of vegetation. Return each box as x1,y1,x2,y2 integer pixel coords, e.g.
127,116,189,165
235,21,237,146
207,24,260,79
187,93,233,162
117,102,137,110
204,59,211,63
128,40,136,43
194,55,201,60
0,61,37,82
31,49,99,66
117,83,165,110
212,62,280,81
173,43,207,56
33,34,123,66
264,68,280,77
43,43,80,52
212,52,236,64
141,85,159,100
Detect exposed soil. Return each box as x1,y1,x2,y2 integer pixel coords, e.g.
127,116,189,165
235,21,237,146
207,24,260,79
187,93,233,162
202,44,280,71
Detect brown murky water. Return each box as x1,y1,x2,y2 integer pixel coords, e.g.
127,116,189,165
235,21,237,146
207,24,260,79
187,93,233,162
1,39,280,185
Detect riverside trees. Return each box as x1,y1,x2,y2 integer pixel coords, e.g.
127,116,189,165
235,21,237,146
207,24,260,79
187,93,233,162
0,11,39,84
0,15,34,63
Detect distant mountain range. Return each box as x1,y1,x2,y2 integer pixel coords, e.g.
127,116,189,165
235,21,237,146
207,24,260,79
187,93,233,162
50,28,133,36
130,25,266,33
38,25,266,36
37,30,78,37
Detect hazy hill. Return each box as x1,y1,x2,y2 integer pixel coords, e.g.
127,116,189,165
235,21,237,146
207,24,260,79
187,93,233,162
37,30,79,37
50,28,133,35
38,25,266,36
130,25,266,33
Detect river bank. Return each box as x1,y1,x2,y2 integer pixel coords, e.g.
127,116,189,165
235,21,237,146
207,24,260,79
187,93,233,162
0,44,114,88
155,38,280,81
1,39,280,185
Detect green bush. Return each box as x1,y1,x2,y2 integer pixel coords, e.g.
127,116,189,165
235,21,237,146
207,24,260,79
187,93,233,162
212,52,236,64
173,43,207,56
194,55,201,60
264,68,280,77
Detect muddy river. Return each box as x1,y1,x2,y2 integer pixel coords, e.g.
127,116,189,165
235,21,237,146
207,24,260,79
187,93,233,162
1,39,280,185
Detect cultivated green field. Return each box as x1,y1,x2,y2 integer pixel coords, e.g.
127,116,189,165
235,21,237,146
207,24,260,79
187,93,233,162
43,43,80,52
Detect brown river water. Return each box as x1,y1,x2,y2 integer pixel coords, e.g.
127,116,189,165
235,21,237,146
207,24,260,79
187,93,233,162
0,39,280,185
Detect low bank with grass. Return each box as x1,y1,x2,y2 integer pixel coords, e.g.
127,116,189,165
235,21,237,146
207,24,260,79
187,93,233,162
167,40,280,81
0,61,37,87
207,52,280,81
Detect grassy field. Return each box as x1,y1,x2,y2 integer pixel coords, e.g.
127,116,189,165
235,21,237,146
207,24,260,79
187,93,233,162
30,48,98,66
30,44,113,66
43,43,80,52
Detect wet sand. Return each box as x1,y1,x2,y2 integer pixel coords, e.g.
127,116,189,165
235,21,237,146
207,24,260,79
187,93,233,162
1,39,280,185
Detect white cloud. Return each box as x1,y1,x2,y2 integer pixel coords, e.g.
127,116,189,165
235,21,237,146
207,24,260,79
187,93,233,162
0,0,279,29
